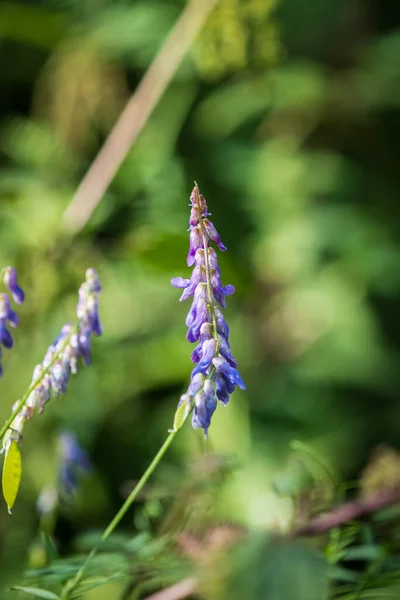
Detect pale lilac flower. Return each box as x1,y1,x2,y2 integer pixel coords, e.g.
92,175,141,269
2,269,102,451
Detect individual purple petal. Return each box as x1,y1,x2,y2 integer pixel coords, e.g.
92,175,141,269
193,282,208,302
188,372,204,396
3,267,25,304
191,344,202,363
191,338,216,377
50,361,70,396
194,248,205,267
212,356,246,390
187,227,202,267
223,284,235,296
199,321,213,341
187,299,210,343
180,267,202,301
203,218,227,252
218,336,237,367
7,309,18,328
213,286,226,309
192,380,217,436
185,299,197,328
185,283,208,327
191,327,211,361
0,293,19,328
206,248,219,269
197,192,208,216
78,328,92,365
215,308,230,338
0,319,13,348
214,372,231,406
171,277,190,289
86,296,102,336
189,204,201,227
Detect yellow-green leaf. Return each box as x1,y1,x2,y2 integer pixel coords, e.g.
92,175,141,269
171,395,191,432
2,440,22,513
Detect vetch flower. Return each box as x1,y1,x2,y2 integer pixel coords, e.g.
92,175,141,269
1,269,102,452
171,184,245,436
0,267,25,376
58,431,91,497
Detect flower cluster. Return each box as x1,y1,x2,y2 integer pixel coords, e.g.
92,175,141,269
0,267,25,376
171,185,245,436
2,269,102,451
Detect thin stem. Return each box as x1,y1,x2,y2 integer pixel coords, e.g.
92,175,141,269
60,430,178,599
0,326,77,443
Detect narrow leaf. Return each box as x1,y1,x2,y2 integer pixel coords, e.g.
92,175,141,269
2,440,22,513
40,532,59,562
343,545,384,562
10,586,59,599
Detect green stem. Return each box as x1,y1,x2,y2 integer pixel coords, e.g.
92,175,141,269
60,429,178,599
0,326,77,443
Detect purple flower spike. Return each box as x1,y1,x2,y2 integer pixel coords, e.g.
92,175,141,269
1,269,102,451
3,267,25,304
171,184,245,435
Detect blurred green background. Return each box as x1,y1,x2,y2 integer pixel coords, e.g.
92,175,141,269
1,0,400,598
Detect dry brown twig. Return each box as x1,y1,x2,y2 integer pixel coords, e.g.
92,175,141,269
142,578,197,600
63,0,218,233
297,485,400,536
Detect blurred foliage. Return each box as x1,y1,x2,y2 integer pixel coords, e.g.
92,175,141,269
1,0,400,597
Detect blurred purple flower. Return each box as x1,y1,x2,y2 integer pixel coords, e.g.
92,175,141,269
0,267,25,376
3,267,25,304
59,431,91,496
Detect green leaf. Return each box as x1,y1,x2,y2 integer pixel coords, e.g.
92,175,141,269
171,397,191,432
328,565,362,583
223,533,329,600
40,533,59,563
71,574,127,597
343,545,385,562
2,439,22,513
10,587,59,599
